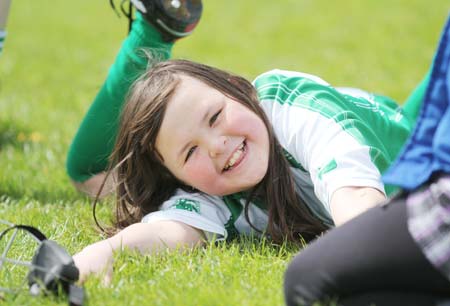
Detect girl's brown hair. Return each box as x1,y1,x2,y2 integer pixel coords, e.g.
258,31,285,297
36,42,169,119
97,59,328,243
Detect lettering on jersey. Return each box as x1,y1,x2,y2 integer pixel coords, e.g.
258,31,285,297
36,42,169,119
318,159,337,180
171,198,200,214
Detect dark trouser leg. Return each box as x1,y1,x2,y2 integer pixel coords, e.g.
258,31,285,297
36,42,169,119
284,197,450,306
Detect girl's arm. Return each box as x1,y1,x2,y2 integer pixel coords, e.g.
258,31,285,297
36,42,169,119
330,186,386,226
73,221,204,283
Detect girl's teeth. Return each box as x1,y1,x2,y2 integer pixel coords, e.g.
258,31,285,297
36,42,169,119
224,142,245,170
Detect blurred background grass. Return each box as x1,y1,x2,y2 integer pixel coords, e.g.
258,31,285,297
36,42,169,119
0,0,448,201
0,1,448,305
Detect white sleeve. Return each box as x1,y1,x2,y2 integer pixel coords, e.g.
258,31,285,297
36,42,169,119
141,189,231,241
278,105,385,212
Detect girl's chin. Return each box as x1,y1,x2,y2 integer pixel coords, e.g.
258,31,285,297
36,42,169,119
203,186,249,197
221,180,266,196
197,166,268,196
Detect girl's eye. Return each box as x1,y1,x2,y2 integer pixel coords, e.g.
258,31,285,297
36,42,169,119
209,109,222,126
185,146,197,162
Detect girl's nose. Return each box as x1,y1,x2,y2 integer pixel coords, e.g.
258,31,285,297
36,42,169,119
208,136,227,158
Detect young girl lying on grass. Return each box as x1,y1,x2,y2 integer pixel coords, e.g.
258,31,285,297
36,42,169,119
73,56,426,282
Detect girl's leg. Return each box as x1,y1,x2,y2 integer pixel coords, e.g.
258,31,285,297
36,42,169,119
284,196,450,306
66,13,173,186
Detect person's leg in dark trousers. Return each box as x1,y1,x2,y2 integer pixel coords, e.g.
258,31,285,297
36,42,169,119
284,196,450,306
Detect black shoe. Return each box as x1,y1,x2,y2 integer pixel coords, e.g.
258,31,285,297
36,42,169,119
111,0,203,41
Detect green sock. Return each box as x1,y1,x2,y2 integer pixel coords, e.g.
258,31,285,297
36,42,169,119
67,13,173,182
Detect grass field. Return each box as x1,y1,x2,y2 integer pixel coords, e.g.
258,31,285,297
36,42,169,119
0,1,449,305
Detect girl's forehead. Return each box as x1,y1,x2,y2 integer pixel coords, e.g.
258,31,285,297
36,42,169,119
158,76,218,138
176,74,208,90
169,76,217,108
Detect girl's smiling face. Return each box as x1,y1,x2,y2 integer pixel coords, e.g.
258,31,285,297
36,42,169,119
156,75,270,196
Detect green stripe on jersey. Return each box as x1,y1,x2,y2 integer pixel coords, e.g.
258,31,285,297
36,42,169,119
283,149,306,171
318,159,337,180
222,195,243,240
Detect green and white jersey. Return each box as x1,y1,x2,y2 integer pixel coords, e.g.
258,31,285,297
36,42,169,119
256,69,412,214
142,69,413,241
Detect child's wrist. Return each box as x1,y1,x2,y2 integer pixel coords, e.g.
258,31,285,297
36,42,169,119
80,239,115,258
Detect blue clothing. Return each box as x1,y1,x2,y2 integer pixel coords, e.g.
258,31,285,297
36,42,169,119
383,15,450,189
383,15,450,280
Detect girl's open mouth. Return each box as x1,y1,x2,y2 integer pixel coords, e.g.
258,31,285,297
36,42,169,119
223,140,247,172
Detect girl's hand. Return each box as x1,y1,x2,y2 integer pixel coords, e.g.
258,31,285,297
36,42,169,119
73,240,114,285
